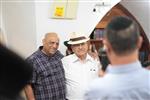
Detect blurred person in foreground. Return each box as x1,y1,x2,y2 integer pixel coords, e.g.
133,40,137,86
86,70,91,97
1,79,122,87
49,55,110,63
0,44,32,100
85,16,150,100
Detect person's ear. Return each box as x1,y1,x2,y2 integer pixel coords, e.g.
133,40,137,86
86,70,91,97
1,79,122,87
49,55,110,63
137,36,143,49
103,38,113,54
42,38,46,45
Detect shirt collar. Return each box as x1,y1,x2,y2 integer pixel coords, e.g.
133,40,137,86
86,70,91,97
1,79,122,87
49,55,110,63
37,46,46,56
72,53,93,63
106,61,142,74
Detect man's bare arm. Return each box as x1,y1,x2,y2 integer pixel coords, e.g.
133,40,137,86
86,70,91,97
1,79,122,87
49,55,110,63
24,85,35,100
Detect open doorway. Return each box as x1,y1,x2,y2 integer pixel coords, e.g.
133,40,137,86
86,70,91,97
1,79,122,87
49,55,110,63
90,3,150,69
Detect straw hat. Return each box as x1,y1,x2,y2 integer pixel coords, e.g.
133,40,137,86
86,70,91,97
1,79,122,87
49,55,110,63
68,32,90,45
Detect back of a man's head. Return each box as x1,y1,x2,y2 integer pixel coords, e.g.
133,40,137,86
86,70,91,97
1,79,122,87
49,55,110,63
105,16,140,55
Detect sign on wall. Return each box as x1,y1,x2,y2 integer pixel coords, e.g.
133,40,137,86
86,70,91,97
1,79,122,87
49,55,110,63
51,0,78,19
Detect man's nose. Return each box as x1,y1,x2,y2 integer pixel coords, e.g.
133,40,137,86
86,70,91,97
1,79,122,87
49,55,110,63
79,44,83,49
52,43,58,48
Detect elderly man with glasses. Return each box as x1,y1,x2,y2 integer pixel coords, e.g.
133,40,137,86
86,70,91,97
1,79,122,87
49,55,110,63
62,32,101,100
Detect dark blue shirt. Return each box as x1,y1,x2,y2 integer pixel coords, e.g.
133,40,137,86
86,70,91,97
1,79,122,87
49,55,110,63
26,46,66,100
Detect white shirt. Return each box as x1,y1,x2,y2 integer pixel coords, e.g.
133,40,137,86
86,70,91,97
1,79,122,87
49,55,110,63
85,61,150,100
62,54,101,100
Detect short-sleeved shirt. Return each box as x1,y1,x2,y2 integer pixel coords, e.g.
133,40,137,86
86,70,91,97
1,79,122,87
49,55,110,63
62,54,101,100
85,61,150,100
26,46,66,100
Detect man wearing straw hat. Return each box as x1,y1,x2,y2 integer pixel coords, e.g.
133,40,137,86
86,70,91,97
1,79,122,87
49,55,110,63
62,32,101,100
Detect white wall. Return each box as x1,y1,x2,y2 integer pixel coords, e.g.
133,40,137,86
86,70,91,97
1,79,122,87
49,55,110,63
1,0,120,57
35,0,120,54
0,1,7,45
121,0,150,41
1,0,37,58
2,0,149,57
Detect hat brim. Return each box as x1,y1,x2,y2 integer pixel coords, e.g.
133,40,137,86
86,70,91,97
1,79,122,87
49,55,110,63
68,38,90,45
64,41,69,46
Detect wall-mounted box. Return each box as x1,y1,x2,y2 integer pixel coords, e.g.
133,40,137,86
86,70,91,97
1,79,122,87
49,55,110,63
51,0,78,19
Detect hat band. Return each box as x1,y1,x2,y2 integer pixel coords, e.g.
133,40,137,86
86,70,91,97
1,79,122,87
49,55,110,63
70,36,86,42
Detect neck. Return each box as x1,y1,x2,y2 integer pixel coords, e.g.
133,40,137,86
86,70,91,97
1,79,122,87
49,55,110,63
42,49,52,56
108,50,138,66
78,54,87,61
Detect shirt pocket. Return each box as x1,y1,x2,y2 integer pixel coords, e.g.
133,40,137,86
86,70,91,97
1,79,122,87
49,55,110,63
36,66,64,85
36,69,53,85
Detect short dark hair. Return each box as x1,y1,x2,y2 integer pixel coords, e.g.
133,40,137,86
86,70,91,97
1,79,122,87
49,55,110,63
104,16,140,55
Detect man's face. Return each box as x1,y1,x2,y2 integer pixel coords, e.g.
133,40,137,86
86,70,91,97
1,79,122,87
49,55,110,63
43,36,59,55
71,42,89,58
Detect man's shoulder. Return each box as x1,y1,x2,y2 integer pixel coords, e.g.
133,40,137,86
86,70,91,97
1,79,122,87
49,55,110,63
88,78,107,89
85,77,109,99
26,50,40,61
62,54,75,61
55,50,64,59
